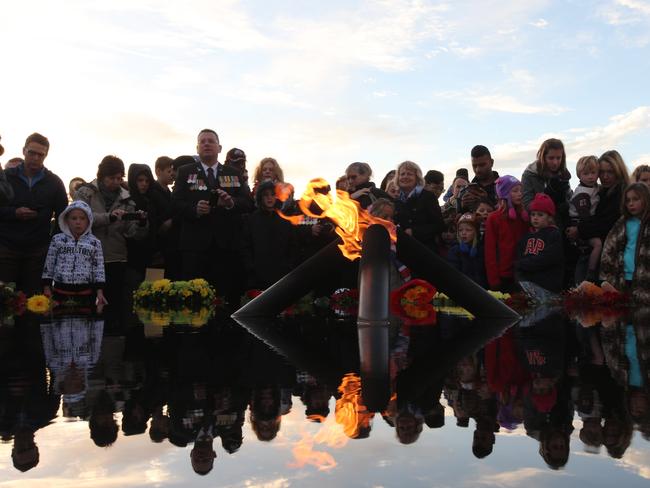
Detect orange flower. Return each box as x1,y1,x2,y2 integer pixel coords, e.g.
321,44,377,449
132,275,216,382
26,294,51,314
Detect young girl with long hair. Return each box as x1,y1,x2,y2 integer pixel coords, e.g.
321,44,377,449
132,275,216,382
522,138,572,228
600,182,650,302
484,175,530,292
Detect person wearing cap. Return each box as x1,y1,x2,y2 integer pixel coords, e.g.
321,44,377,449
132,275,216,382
515,193,564,293
447,212,487,288
484,175,529,292
0,133,68,295
225,147,246,172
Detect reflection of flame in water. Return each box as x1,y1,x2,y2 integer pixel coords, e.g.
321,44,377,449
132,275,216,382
289,433,337,471
289,374,375,471
276,179,396,261
335,373,374,439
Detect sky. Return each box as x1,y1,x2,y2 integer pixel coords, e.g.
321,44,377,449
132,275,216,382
1,0,650,193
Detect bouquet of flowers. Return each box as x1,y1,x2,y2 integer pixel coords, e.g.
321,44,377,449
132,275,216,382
564,281,629,326
330,288,359,317
0,282,26,321
282,292,316,317
135,306,213,327
390,279,437,325
133,279,217,308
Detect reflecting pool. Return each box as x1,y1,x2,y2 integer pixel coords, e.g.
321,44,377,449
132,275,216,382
1,304,649,487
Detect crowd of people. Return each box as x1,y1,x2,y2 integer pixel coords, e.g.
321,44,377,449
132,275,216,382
1,131,650,307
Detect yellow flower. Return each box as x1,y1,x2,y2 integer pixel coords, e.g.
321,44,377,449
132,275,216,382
151,311,170,326
152,279,172,291
27,294,51,314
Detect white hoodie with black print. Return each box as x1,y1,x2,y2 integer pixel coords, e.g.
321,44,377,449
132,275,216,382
42,200,106,291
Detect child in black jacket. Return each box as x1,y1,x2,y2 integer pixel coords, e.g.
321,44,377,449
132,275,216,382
515,193,564,293
447,212,488,288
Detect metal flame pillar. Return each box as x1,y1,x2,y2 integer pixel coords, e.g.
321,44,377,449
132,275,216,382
357,224,391,411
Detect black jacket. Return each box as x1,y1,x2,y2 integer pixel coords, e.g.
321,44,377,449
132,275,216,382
471,171,500,207
515,226,564,293
240,209,298,289
351,181,391,209
126,164,158,270
577,184,623,241
447,242,488,288
394,189,444,251
0,168,13,205
172,161,254,251
0,165,67,250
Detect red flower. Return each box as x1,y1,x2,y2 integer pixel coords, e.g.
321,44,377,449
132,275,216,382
391,279,436,306
390,279,437,325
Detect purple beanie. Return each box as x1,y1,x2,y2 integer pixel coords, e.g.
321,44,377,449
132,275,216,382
496,175,527,221
496,175,520,201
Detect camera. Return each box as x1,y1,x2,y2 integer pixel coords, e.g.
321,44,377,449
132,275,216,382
209,191,220,208
122,212,146,221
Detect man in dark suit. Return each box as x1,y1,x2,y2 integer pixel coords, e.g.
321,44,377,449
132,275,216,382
173,129,253,301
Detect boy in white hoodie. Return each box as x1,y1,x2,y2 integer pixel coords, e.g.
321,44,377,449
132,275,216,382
42,200,107,305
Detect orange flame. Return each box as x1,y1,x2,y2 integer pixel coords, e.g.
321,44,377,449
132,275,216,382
277,178,396,260
289,433,337,471
335,373,374,439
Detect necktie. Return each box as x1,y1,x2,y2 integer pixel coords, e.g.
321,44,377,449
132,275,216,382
207,167,216,188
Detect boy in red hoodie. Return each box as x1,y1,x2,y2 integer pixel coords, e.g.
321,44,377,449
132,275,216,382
484,175,529,292
515,193,565,293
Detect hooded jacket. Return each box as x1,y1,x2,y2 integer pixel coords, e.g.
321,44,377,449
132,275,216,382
515,225,564,293
484,206,530,290
74,179,148,262
126,164,158,271
42,200,106,290
521,162,572,229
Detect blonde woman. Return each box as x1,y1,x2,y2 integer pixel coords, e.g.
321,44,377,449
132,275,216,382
254,157,283,183
566,150,630,279
393,160,444,251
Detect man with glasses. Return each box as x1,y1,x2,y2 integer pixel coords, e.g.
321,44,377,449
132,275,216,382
0,133,67,294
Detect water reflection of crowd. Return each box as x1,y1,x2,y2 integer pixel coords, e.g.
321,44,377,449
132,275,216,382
1,308,649,475
437,309,650,469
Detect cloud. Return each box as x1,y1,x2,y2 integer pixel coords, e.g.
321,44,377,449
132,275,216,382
474,94,567,115
614,447,650,479
432,90,568,115
474,467,565,487
633,153,650,165
493,105,650,167
530,18,549,28
599,0,650,45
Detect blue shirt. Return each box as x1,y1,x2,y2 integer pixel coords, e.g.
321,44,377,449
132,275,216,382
624,217,640,281
625,325,642,388
17,163,45,188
